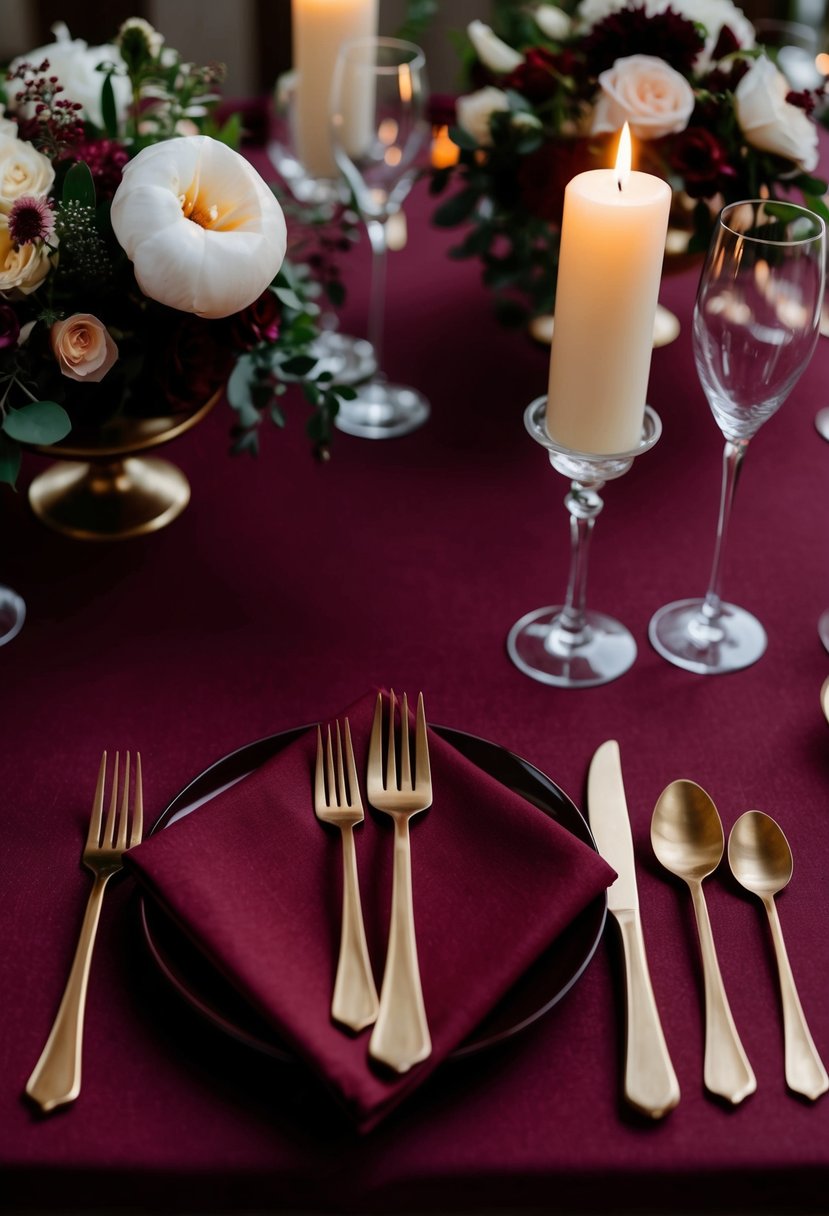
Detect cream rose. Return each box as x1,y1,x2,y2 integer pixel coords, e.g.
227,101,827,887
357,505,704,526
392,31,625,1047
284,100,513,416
0,214,52,295
467,20,523,74
0,136,54,213
534,5,572,40
591,54,695,140
456,87,511,147
50,313,118,383
735,56,819,173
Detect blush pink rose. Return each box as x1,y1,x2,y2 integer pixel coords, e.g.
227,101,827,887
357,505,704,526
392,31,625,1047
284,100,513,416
50,313,118,383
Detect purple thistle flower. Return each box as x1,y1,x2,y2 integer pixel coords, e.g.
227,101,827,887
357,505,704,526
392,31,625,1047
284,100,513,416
7,195,55,246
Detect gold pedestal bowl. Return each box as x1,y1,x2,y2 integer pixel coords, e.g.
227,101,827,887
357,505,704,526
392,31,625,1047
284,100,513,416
27,391,220,542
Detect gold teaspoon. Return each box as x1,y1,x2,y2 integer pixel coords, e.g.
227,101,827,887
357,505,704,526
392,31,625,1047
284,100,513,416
651,780,756,1104
728,810,828,1101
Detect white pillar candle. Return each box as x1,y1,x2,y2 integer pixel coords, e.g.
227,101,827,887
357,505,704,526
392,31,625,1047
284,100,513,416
291,0,378,179
545,126,671,455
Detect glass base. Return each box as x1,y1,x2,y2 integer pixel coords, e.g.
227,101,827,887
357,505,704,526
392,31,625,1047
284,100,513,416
0,584,25,646
334,380,430,439
649,598,767,674
310,331,376,386
507,605,637,688
819,609,829,655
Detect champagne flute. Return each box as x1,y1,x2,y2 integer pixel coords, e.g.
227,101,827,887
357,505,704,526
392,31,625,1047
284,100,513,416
330,36,430,438
650,200,825,674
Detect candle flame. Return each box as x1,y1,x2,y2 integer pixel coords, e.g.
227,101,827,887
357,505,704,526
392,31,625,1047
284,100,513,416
615,123,632,191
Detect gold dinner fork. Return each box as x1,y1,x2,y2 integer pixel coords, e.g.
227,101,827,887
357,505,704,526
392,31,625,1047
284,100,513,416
314,720,379,1031
367,690,432,1073
26,751,143,1112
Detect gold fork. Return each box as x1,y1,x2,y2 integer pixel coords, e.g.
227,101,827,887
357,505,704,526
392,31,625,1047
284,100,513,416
314,720,379,1031
26,751,143,1112
367,691,432,1073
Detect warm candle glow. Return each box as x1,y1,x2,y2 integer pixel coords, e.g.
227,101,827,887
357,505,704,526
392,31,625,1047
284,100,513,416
431,125,459,170
615,122,632,191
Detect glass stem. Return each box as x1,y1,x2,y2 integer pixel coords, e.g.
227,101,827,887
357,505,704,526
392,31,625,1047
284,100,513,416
700,439,749,626
556,480,604,647
366,217,388,378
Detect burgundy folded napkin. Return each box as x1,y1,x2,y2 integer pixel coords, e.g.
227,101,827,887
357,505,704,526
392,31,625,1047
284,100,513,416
126,691,614,1131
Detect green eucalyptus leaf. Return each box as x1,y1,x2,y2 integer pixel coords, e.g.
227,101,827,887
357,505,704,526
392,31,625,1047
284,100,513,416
274,286,305,312
2,401,72,445
227,354,255,409
448,124,477,152
433,187,480,228
101,73,118,139
0,433,22,487
62,161,96,208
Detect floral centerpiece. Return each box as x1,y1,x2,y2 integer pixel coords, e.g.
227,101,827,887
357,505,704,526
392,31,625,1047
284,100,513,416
0,19,352,489
432,0,828,325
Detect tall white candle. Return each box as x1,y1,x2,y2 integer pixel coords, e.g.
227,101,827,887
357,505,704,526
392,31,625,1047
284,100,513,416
292,0,378,179
545,126,671,455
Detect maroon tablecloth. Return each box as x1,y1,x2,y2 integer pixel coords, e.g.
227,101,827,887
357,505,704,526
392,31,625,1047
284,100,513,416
3,144,829,1213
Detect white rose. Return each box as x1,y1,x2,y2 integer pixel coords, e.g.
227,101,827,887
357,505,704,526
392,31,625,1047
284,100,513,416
0,136,54,212
735,55,818,172
467,20,523,74
7,23,131,130
0,214,53,296
535,5,572,40
591,54,695,140
455,87,511,147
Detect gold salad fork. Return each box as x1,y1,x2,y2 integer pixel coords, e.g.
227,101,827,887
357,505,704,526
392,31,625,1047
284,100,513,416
367,691,432,1073
314,720,379,1031
26,752,143,1112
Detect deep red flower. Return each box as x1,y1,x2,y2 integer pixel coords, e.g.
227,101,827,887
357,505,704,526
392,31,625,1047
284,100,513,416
582,7,704,78
703,57,750,94
505,47,565,104
159,315,236,412
428,93,457,128
517,136,612,224
63,139,129,202
7,194,54,245
229,290,282,350
710,25,740,62
669,126,735,198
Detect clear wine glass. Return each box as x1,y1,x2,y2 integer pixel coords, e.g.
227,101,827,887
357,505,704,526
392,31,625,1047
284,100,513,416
650,199,825,674
0,583,25,645
330,36,430,438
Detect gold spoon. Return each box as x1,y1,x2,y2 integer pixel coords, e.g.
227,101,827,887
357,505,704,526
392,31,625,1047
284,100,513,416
651,780,756,1104
728,810,828,1101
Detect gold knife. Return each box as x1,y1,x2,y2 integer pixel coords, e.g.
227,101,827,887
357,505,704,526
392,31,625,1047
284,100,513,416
587,739,680,1118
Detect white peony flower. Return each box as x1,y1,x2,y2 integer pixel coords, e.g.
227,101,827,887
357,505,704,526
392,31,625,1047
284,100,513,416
455,87,512,147
735,55,819,172
467,20,523,74
591,55,695,140
110,135,288,319
7,23,131,130
0,213,53,295
534,5,572,40
576,0,755,67
0,136,54,212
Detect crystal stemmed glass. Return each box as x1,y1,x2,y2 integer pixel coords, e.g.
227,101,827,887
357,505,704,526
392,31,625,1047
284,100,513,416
649,200,825,674
329,37,430,438
268,71,376,386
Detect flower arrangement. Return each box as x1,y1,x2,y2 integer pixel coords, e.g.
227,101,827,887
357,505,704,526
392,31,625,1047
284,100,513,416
0,19,352,488
432,0,828,325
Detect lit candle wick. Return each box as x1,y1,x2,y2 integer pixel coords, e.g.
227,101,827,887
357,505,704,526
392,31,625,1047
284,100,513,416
615,121,632,192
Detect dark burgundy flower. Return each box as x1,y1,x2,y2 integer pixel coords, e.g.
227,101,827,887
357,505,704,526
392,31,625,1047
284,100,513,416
63,139,129,202
428,93,457,128
582,7,704,78
158,314,236,412
0,304,21,349
505,47,565,104
517,136,612,224
710,25,740,62
702,57,751,94
229,290,282,350
786,87,825,116
669,126,735,198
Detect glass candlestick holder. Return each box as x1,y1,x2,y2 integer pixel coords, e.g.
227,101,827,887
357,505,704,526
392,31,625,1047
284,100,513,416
507,396,662,688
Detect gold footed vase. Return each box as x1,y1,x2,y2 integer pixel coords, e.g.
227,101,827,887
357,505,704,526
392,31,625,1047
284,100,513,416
27,391,219,541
